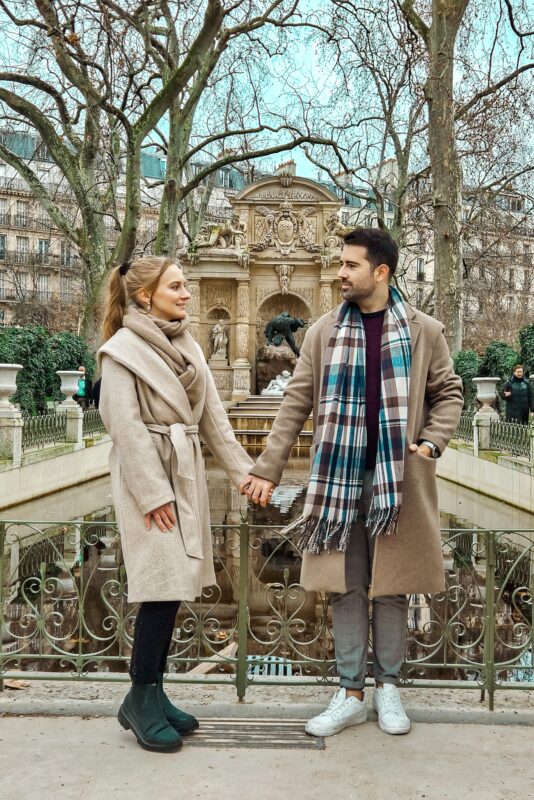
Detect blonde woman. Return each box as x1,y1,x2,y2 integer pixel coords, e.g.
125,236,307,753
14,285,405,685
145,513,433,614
98,257,253,753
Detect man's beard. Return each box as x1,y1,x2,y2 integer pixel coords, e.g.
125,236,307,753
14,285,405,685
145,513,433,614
341,284,375,304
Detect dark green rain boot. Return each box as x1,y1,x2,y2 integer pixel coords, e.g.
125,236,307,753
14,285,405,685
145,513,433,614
118,682,183,753
157,674,199,735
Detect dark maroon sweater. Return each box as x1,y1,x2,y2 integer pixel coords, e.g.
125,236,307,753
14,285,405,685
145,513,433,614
361,309,385,470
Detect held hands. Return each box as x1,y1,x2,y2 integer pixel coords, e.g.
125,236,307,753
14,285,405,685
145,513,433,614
409,443,432,458
240,475,277,507
144,502,176,532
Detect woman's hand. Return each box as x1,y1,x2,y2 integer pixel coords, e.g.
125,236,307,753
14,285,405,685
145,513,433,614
144,503,177,532
240,474,277,507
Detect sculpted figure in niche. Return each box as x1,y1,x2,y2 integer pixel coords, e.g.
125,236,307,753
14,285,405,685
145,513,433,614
264,311,307,357
211,320,228,359
262,370,292,396
275,263,294,295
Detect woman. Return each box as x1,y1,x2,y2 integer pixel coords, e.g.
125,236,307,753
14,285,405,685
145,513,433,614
98,256,253,753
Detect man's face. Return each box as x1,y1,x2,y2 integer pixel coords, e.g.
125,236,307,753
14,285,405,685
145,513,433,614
337,244,382,303
78,366,85,375
514,367,524,379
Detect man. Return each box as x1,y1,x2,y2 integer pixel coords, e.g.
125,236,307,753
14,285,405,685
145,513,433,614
74,365,93,410
241,228,463,737
502,364,532,424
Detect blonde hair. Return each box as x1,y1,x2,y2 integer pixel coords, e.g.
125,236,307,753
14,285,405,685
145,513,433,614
101,256,177,341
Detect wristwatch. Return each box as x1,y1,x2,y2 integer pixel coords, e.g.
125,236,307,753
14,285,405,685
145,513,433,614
418,440,441,458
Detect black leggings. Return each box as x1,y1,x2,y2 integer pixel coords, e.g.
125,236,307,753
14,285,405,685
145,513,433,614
129,600,180,684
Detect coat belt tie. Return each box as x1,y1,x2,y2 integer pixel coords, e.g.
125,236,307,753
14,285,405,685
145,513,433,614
146,423,203,559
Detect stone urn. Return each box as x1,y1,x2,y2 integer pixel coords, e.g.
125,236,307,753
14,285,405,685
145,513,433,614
56,370,82,405
0,363,23,409
473,377,499,413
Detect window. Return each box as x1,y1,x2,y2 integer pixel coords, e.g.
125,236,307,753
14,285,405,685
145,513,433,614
416,288,423,308
37,239,50,264
15,236,29,263
60,274,73,300
0,198,7,225
0,234,5,260
0,308,4,327
416,258,426,281
341,210,350,225
13,271,27,299
36,273,50,301
510,198,523,213
60,241,72,267
0,270,5,299
385,217,393,229
15,200,29,228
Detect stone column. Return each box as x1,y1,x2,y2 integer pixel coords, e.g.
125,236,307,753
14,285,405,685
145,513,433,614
319,279,333,316
232,279,251,401
56,402,84,448
0,408,23,467
473,411,497,457
187,279,201,342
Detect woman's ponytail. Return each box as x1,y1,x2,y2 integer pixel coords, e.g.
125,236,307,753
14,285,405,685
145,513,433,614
102,266,128,341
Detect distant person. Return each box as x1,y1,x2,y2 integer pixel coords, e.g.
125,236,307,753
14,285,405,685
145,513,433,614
502,364,533,424
92,377,101,409
74,365,93,410
98,256,253,753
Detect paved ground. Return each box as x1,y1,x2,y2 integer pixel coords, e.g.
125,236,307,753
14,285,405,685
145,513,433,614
1,682,534,800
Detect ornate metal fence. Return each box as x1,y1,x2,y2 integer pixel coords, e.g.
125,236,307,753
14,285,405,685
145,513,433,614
82,408,106,437
489,418,530,458
455,411,475,442
21,412,68,451
1,520,532,708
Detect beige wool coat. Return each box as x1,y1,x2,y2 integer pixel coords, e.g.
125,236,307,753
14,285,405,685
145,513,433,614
250,303,464,597
98,327,253,603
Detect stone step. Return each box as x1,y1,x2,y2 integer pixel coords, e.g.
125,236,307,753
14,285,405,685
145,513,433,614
230,417,313,431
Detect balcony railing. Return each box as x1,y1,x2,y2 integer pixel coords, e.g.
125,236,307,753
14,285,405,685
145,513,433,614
455,411,475,443
489,418,530,458
0,521,532,707
0,249,81,268
82,408,106,437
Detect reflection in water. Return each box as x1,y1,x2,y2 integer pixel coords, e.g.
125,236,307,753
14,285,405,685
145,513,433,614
1,462,532,688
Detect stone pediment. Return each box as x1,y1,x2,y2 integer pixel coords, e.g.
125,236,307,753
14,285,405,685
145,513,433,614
233,175,339,205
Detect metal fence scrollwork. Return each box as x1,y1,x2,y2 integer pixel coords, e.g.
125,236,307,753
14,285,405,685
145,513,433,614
1,520,533,708
82,409,106,437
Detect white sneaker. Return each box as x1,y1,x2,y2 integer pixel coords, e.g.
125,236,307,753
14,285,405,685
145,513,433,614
305,688,367,737
373,684,411,735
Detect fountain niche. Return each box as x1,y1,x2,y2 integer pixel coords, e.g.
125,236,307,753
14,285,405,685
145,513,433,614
254,293,309,394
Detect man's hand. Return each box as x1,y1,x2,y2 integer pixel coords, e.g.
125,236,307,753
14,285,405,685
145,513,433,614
409,443,432,458
240,474,276,507
504,391,511,398
144,503,176,532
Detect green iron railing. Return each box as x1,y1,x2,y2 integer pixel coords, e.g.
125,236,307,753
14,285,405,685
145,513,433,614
489,418,530,458
455,411,475,443
1,520,532,708
21,412,68,451
82,408,106,437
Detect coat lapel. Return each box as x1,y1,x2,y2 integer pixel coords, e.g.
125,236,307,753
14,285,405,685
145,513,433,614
99,329,196,422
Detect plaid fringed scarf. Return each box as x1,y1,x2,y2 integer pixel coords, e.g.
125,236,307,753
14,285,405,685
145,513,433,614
286,286,411,554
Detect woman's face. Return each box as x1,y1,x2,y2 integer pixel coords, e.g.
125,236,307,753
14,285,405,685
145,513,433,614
141,263,192,321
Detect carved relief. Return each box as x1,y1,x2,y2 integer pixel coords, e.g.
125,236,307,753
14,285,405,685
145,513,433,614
189,322,200,342
275,263,294,294
194,214,246,250
319,283,333,316
236,324,249,359
236,282,249,319
187,281,200,317
292,287,314,308
206,285,232,311
256,285,276,307
324,212,347,252
247,188,321,202
211,370,233,390
233,369,251,391
252,200,321,256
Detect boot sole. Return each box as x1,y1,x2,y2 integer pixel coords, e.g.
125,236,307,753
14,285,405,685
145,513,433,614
118,707,183,753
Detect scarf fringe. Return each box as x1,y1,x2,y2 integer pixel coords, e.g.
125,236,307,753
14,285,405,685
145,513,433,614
282,506,401,555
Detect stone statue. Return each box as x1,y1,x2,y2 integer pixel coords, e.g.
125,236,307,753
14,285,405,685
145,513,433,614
210,319,228,359
264,312,307,357
194,214,246,251
275,263,294,295
261,370,292,396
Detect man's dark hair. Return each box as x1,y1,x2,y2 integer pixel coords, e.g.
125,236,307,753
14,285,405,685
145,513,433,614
342,227,399,277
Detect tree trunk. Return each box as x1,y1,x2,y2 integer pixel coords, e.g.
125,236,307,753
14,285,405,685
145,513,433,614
425,1,468,353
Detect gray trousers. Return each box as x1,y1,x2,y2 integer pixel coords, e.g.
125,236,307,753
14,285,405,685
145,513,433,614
331,471,408,689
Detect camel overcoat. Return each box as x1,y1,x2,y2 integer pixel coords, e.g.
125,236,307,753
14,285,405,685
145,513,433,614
98,329,253,603
250,303,463,597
